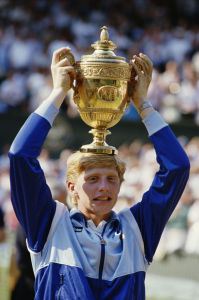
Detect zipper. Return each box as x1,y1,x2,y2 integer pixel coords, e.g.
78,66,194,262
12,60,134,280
97,223,108,300
98,221,108,280
57,274,64,300
99,237,106,280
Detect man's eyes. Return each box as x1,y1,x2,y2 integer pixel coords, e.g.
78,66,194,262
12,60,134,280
108,176,119,182
87,176,118,182
88,176,98,182
108,176,117,182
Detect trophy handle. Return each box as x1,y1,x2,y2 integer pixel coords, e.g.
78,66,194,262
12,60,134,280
59,52,80,104
59,52,76,66
126,61,139,102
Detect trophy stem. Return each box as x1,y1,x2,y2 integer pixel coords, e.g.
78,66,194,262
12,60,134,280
80,128,118,155
90,128,110,146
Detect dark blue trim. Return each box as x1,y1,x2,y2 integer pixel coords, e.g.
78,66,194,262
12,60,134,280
99,241,105,280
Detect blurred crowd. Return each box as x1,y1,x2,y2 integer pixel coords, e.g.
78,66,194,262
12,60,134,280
0,0,199,123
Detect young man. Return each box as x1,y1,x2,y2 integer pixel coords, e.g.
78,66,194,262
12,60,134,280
9,47,190,300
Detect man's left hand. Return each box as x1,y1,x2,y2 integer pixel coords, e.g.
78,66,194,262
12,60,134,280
128,53,153,111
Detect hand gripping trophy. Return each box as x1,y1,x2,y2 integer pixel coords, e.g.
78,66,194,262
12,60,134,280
62,26,132,155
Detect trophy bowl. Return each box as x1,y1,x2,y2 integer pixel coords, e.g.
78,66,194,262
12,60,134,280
68,26,132,154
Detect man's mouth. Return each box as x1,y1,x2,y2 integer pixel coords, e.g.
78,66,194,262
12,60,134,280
93,197,111,201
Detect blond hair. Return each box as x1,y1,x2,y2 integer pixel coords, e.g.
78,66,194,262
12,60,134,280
66,151,126,205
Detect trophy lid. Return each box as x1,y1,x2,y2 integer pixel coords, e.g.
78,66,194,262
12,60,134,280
80,26,127,64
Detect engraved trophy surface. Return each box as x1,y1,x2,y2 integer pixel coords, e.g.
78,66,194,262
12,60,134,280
69,26,132,154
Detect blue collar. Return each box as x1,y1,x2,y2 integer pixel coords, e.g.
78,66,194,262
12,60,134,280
70,207,120,227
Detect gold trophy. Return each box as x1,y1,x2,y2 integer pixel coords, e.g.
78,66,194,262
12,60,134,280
64,26,132,154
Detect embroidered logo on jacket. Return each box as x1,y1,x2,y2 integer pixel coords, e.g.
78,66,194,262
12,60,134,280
73,226,83,232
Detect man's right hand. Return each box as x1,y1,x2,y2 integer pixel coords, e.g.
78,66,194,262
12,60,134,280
51,47,76,97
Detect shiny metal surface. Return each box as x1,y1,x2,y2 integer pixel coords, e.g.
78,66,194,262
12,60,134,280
64,26,132,154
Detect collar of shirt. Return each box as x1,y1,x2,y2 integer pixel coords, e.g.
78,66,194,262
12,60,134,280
69,207,120,232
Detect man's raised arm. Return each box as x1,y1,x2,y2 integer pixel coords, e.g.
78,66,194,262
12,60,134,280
9,47,75,252
128,53,190,263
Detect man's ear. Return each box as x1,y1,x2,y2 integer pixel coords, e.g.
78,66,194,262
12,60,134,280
67,182,75,193
67,182,79,205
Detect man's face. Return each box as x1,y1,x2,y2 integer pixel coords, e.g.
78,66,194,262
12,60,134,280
72,167,121,224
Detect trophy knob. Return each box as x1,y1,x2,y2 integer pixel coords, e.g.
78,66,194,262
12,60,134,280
100,26,109,41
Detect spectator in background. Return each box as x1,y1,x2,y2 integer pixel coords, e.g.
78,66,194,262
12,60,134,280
165,27,192,65
177,61,199,121
0,71,28,112
8,31,41,71
164,186,193,256
0,206,6,242
11,224,35,300
185,197,199,254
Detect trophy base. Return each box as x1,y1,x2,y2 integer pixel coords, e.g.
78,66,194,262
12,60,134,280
80,143,117,155
80,128,118,155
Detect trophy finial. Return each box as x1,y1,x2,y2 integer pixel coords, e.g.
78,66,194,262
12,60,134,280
91,26,117,51
100,26,109,41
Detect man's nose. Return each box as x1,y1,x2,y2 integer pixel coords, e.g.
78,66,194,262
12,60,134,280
98,178,109,191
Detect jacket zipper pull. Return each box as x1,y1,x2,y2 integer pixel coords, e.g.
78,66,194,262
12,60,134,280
100,239,106,245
